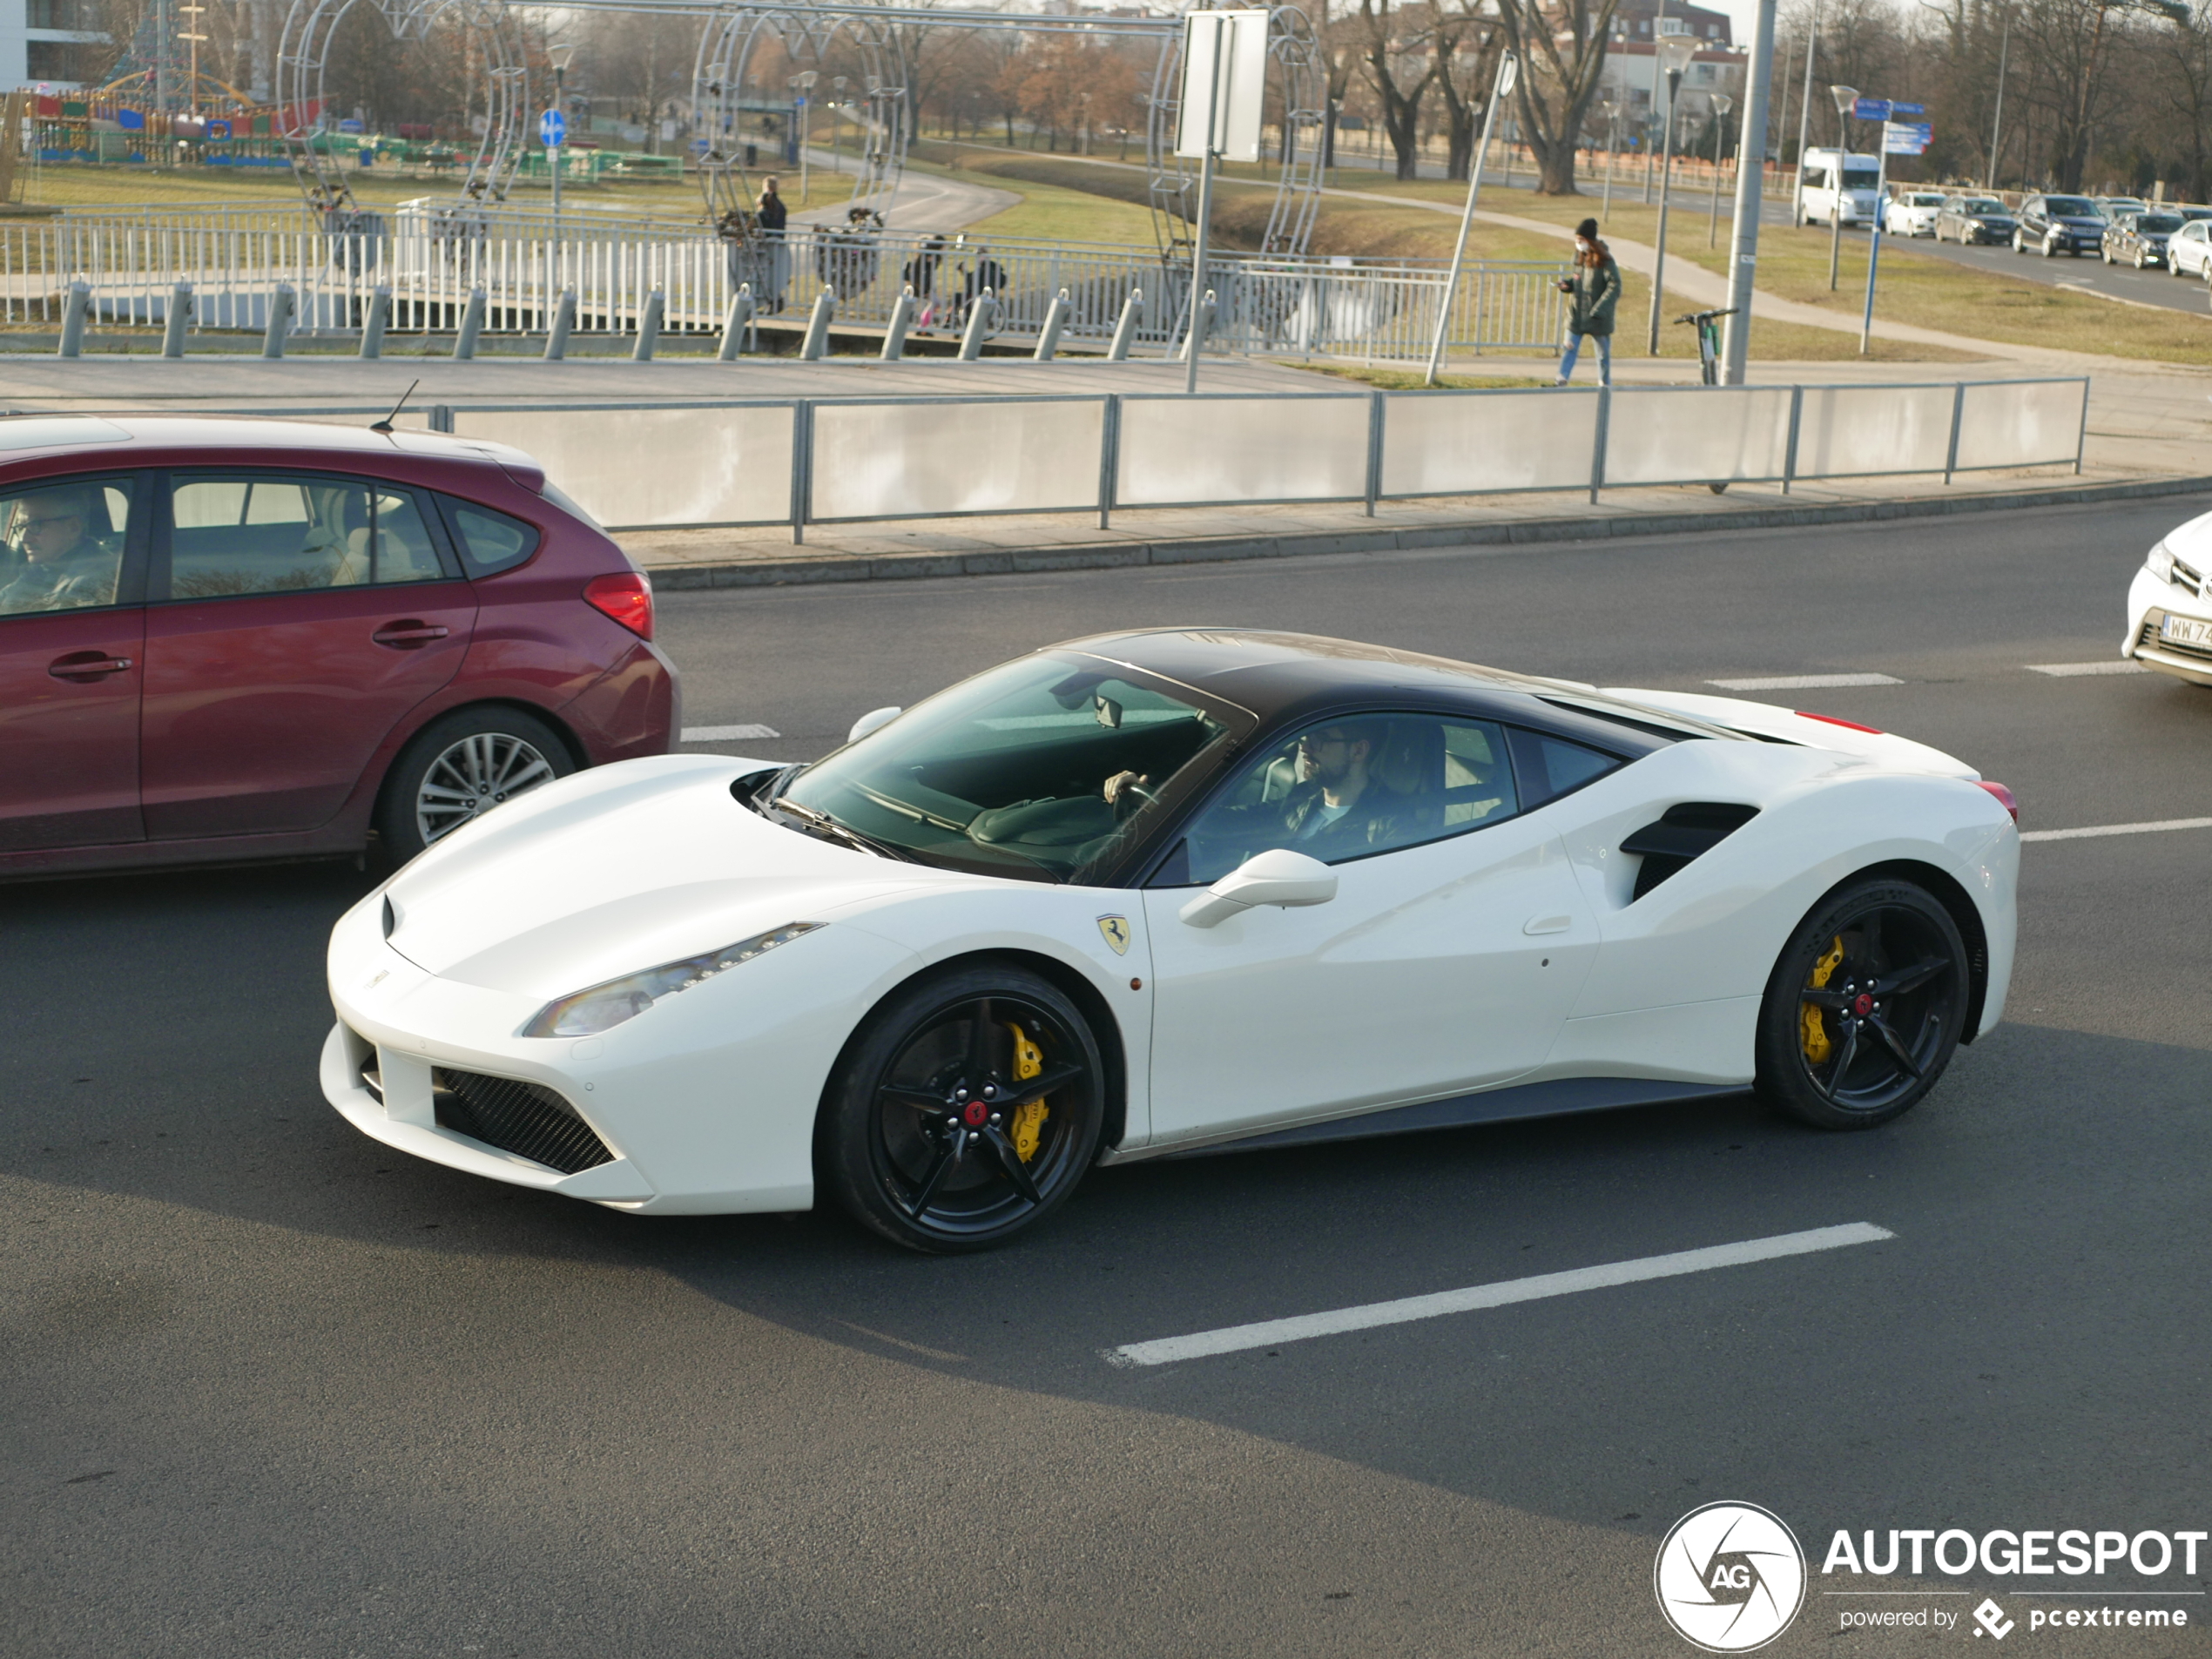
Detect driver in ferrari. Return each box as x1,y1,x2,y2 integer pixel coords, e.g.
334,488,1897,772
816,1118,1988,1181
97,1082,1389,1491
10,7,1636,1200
1105,719,1407,860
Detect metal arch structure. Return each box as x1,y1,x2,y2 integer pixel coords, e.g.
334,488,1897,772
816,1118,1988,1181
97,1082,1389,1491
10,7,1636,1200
276,0,533,218
691,5,908,233
1144,3,1325,261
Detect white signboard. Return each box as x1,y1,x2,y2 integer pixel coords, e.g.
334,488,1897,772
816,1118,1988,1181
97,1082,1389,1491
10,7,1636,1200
1175,10,1270,164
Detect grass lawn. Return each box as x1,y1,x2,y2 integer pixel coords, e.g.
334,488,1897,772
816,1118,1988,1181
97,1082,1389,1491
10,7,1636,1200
1327,172,2212,365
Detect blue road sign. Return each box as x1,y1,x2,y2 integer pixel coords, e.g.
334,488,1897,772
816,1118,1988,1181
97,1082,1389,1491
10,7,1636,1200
539,109,565,147
1853,98,1892,120
1890,101,1925,115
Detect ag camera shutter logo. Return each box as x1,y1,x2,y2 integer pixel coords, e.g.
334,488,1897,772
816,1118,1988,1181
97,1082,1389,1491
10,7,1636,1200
1655,1501,1808,1652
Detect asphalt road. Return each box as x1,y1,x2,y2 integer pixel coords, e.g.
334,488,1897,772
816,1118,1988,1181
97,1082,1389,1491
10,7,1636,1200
1838,219,2212,316
8,497,2212,1656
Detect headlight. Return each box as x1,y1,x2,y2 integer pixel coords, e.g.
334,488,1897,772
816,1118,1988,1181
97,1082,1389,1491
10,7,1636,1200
2148,542,2175,583
523,922,822,1038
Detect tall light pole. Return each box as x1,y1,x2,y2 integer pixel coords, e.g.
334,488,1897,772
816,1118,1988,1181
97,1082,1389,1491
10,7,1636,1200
1705,91,1733,246
549,42,576,219
1986,12,2010,191
1425,50,1518,386
1791,0,1819,218
1644,32,1697,356
1718,0,1778,383
787,71,817,204
1599,98,1620,225
1827,83,1858,290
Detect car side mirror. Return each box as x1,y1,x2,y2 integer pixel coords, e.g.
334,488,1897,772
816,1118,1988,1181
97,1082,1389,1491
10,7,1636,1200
847,705,901,745
1178,847,1338,929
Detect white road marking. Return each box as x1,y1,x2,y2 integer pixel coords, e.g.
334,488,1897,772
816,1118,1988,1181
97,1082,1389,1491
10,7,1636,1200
2026,660,2148,677
1706,673,1903,691
681,724,781,742
1102,1222,1894,1369
2023,816,2212,843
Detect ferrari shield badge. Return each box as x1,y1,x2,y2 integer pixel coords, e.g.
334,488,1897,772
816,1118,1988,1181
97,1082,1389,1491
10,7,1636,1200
1096,914,1132,956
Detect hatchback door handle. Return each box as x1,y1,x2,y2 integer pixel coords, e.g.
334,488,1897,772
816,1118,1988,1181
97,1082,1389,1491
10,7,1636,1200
372,621,450,650
48,651,134,681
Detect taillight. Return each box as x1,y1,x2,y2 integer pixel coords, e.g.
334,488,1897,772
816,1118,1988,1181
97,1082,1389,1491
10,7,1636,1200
1797,710,1885,734
583,571,653,640
1975,780,2020,823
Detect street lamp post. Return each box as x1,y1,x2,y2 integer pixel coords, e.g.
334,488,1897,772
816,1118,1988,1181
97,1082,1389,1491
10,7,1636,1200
1705,92,1733,246
549,43,576,220
1827,83,1858,291
788,71,818,204
1643,33,1697,357
832,74,847,172
1424,51,1518,386
1986,12,2010,192
1599,99,1620,226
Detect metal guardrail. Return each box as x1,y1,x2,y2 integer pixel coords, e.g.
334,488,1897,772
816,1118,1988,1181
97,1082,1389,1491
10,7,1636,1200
0,207,1571,361
229,378,2093,539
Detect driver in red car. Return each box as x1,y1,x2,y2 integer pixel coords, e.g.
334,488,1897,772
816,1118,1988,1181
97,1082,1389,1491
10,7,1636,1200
0,485,118,613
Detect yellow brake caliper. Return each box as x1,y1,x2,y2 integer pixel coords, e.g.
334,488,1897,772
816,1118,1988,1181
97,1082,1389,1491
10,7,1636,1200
1802,935,1844,1062
1008,1023,1049,1162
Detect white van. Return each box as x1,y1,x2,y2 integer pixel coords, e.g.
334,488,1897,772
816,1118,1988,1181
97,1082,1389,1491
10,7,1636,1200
1796,149,1884,226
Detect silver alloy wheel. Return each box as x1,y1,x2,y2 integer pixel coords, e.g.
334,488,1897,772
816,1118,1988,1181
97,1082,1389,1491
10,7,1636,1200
415,732,558,846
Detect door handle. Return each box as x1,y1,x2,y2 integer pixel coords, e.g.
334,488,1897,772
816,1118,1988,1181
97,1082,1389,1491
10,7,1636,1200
48,651,134,682
1523,914,1573,936
372,621,450,650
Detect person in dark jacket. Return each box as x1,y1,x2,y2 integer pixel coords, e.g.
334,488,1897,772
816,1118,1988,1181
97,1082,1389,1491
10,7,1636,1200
756,178,790,312
1555,217,1622,387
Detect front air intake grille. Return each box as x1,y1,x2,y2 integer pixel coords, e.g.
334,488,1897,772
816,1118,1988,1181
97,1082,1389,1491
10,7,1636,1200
432,1069,614,1175
2141,616,2212,663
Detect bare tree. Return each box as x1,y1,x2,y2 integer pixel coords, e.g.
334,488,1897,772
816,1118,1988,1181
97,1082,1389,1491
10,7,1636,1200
1489,0,1622,193
1350,0,1438,179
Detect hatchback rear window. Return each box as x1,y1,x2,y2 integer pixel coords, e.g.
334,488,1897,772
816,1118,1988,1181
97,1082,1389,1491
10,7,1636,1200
437,496,541,577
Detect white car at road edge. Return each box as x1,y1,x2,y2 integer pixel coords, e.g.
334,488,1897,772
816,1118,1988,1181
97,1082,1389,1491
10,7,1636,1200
1884,192,1948,237
323,629,2021,1251
2127,515,2212,684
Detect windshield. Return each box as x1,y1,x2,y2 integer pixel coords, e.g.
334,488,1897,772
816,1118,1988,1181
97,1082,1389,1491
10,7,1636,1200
776,652,1238,884
2137,213,2183,233
1960,199,2005,214
2045,197,2097,216
1907,193,1946,206
1841,167,1880,190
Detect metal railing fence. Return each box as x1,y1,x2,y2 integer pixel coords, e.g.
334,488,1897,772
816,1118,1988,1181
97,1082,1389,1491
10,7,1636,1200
0,206,1570,360
226,376,2091,539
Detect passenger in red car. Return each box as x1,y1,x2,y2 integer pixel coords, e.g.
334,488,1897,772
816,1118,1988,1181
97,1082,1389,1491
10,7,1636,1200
0,484,118,613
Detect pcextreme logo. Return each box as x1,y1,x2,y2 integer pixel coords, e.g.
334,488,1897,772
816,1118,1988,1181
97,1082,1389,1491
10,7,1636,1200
1655,1501,1809,1653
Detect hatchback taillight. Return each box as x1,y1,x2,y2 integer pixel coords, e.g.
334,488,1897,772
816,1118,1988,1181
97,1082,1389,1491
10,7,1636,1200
1975,780,2020,824
583,572,653,640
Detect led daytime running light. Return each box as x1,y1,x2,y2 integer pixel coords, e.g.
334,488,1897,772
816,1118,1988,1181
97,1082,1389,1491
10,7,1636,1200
523,922,821,1039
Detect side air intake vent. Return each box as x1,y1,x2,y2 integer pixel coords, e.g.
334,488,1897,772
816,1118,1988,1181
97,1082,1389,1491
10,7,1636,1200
432,1069,615,1175
1622,802,1761,900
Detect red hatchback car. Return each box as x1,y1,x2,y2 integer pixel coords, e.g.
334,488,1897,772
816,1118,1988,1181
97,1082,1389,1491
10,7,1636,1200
0,415,677,878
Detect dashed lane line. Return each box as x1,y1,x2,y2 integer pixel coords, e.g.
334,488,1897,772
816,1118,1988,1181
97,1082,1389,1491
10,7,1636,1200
2026,660,2149,677
681,724,781,742
1102,1222,1895,1369
2022,816,2212,844
1706,673,1903,691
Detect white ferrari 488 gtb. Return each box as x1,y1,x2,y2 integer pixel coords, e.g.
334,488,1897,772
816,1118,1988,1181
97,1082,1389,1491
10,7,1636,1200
325,630,2020,1251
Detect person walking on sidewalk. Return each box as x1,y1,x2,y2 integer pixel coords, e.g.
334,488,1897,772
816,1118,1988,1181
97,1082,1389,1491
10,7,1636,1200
1554,218,1621,387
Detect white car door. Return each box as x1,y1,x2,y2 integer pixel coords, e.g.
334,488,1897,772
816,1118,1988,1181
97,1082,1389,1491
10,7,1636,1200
1137,713,1606,1148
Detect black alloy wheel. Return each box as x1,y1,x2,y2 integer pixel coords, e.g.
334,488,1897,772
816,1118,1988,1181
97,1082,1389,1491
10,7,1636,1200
819,964,1105,1252
1753,877,1969,1131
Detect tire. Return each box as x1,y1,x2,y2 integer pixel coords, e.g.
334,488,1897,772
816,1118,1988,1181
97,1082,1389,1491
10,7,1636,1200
2012,232,2024,253
2101,245,2114,263
374,705,576,863
818,964,1106,1252
1752,877,1971,1131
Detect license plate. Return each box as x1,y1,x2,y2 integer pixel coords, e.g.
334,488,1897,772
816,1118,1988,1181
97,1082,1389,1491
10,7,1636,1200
2161,613,2212,648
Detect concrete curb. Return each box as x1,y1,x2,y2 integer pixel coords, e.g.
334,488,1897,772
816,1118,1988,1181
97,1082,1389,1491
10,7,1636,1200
646,472,2212,590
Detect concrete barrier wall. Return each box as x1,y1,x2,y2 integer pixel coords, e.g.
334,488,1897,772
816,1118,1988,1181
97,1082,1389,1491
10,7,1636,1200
426,379,2087,533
